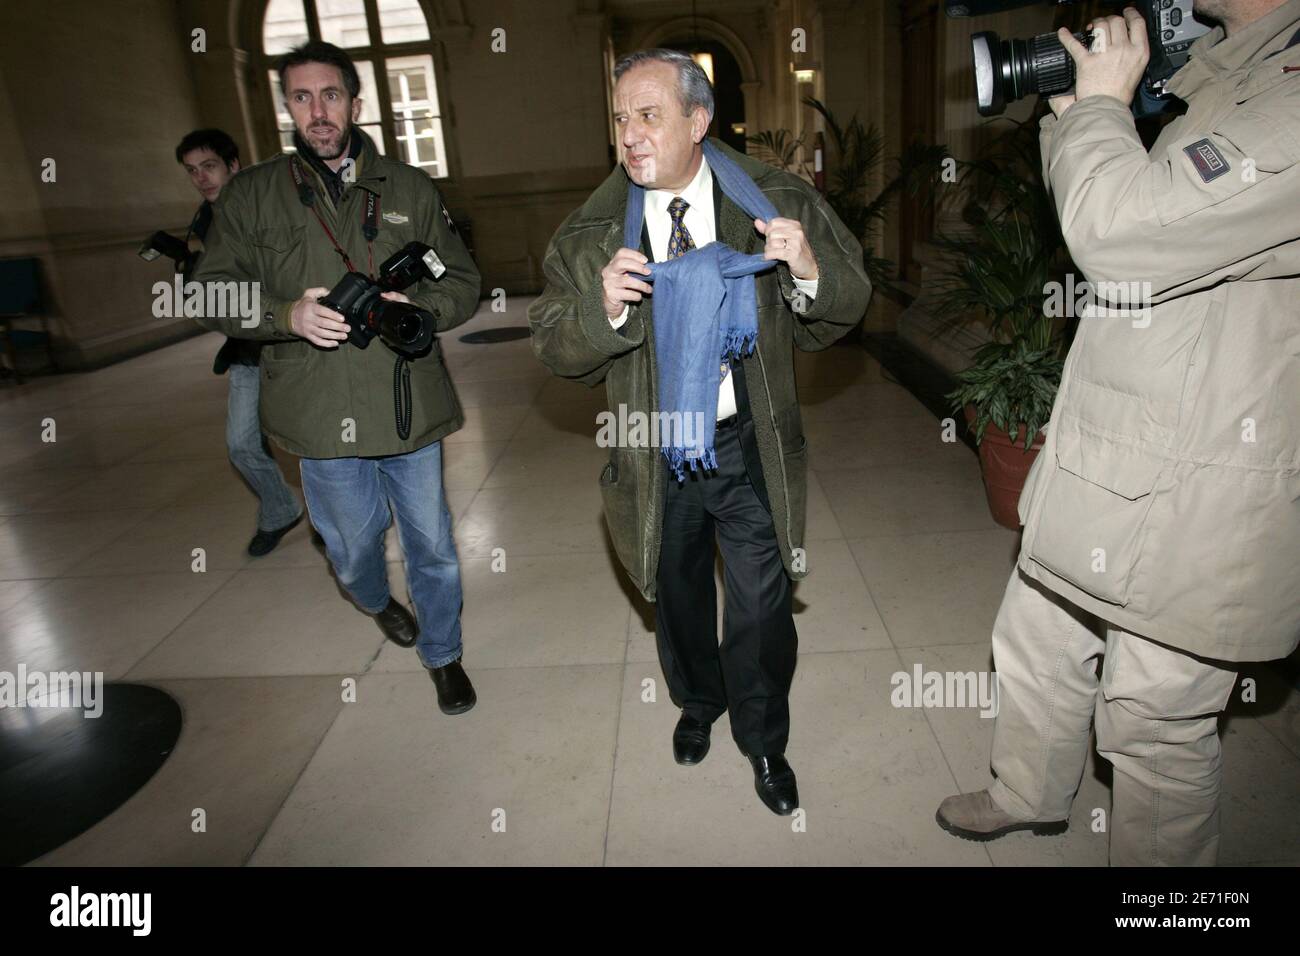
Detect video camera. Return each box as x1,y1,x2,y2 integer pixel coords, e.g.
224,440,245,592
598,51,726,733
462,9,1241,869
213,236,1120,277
320,240,447,357
947,0,1211,117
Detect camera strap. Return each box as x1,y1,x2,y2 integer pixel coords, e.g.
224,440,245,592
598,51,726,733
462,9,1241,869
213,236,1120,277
289,156,380,279
289,155,412,440
393,357,412,440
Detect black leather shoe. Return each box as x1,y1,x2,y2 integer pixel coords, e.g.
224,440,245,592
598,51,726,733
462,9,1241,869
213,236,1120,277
672,713,712,765
373,598,418,648
247,513,303,557
428,657,476,715
749,755,799,816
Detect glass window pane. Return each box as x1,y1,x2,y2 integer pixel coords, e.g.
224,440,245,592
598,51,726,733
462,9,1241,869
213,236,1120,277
358,123,386,156
394,114,440,169
268,69,297,153
377,0,430,43
316,0,371,49
354,61,382,124
263,0,309,54
386,55,447,177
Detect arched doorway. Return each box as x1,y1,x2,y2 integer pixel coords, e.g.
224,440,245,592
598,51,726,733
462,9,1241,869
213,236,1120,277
636,16,761,155
656,38,746,153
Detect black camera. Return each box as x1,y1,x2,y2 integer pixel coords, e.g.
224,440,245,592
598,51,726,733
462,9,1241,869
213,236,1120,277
138,230,198,273
948,0,1211,116
320,241,447,357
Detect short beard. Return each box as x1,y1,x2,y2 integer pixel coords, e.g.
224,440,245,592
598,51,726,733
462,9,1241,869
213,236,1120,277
299,124,349,161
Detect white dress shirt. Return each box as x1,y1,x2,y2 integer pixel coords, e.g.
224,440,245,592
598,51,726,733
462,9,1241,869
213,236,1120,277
609,156,818,420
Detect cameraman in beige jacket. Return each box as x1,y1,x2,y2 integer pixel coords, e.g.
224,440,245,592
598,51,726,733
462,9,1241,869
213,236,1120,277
938,0,1300,864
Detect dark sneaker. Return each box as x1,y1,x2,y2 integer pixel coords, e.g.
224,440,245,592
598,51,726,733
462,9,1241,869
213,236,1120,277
247,513,303,557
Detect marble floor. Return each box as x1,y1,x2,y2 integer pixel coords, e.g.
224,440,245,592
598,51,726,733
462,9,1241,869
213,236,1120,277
2,299,1297,866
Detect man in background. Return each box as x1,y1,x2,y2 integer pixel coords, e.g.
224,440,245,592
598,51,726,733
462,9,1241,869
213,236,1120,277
177,128,304,556
192,43,481,714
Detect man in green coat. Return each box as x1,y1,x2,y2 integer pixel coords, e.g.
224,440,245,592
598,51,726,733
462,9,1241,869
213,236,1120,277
529,50,872,814
175,127,305,558
192,41,481,714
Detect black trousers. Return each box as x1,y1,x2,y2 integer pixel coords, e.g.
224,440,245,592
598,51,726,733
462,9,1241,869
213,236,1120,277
654,415,798,757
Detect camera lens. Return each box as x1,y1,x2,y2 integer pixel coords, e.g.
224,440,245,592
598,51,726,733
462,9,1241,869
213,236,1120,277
1020,32,1074,98
972,32,1004,116
396,313,423,344
374,300,435,356
972,29,1078,116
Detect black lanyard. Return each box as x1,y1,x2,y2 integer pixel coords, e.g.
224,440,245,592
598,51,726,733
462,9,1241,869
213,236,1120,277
289,154,416,440
289,156,381,278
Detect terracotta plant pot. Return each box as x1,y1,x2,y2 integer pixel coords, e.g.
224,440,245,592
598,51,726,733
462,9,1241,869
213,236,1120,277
964,405,1045,530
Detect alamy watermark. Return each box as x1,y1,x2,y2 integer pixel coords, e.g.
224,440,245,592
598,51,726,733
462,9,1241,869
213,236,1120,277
595,403,708,449
0,665,104,718
151,277,261,328
50,886,150,935
890,665,999,719
1044,275,1153,328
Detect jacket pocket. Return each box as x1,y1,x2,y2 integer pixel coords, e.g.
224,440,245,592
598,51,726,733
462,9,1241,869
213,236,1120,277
263,339,310,366
1156,109,1298,226
1026,414,1163,606
258,345,312,445
403,347,460,436
250,225,307,289
1215,110,1299,174
260,341,310,411
251,225,304,253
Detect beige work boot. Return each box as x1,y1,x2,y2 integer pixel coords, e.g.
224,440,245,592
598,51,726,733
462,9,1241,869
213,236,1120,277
936,790,1068,841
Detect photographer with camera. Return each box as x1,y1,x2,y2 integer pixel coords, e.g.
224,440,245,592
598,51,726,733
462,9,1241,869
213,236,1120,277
938,0,1300,864
175,128,306,558
192,41,482,715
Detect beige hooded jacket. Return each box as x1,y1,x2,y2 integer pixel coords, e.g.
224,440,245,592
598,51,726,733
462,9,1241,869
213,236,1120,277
1018,0,1300,661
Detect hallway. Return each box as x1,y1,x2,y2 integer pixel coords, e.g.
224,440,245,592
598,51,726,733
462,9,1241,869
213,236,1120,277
3,300,1298,866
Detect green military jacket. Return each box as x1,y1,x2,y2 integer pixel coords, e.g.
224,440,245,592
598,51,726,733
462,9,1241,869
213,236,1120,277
192,127,481,458
529,138,872,601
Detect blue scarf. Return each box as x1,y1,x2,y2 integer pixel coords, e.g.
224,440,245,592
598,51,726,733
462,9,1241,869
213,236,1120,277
623,141,779,480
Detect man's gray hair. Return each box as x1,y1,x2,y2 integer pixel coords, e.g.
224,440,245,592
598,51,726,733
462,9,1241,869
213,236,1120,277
614,48,715,122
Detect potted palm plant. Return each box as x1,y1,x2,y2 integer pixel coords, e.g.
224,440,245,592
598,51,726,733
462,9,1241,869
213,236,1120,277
932,117,1072,529
748,98,947,291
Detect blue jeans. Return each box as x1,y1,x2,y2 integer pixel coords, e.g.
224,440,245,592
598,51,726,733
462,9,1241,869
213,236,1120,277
299,440,463,669
227,364,302,531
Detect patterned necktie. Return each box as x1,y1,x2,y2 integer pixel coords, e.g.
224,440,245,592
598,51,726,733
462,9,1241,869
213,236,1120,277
666,197,695,260
665,197,729,384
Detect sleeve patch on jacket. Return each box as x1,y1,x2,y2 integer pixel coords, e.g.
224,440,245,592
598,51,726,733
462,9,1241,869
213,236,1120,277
1183,138,1231,182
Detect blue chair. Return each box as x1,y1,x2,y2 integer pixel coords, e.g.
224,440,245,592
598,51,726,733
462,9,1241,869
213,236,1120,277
0,258,54,383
